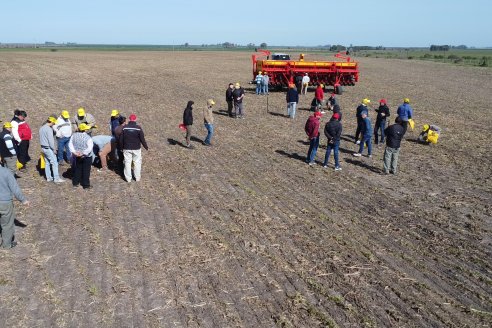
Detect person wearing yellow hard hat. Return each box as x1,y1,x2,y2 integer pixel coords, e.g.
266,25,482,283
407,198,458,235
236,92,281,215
0,121,18,175
255,71,263,95
353,110,373,158
53,110,73,165
110,109,120,137
72,107,96,136
232,82,245,118
39,115,66,183
355,98,371,144
203,99,216,146
396,97,414,135
68,122,94,189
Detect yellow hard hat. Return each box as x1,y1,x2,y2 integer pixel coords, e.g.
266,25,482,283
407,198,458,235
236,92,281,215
61,110,70,119
423,124,430,131
78,123,91,131
111,109,119,117
404,98,410,103
207,99,215,106
48,115,57,124
77,107,86,116
319,84,324,88
362,98,371,105
258,71,262,74
3,122,12,128
235,82,240,88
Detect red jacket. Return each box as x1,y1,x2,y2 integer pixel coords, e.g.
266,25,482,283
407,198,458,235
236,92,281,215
18,121,32,141
305,116,320,139
315,87,324,101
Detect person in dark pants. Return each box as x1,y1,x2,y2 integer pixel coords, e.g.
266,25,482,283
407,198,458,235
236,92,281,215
295,75,303,94
374,99,390,145
183,101,195,148
355,99,370,144
11,110,32,171
286,84,299,119
383,117,405,174
305,111,322,165
114,115,126,173
225,83,234,117
323,113,342,171
68,123,94,189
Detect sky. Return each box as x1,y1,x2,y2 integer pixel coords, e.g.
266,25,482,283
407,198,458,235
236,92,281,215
1,0,491,47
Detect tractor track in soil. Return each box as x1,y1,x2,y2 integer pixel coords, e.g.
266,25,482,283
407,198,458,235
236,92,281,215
0,51,491,327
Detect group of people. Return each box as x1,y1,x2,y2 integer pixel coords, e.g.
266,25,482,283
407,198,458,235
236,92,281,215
254,71,269,95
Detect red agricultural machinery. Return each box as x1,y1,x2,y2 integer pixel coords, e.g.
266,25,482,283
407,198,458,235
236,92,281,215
251,50,359,94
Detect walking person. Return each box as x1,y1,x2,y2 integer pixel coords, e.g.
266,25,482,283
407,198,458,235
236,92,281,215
353,111,373,157
286,84,299,119
383,117,405,174
183,101,195,148
232,83,245,118
69,123,94,189
301,73,310,95
374,99,390,145
255,71,263,95
323,113,342,171
305,111,322,165
226,83,234,117
355,98,370,144
0,165,29,249
53,110,72,165
203,99,215,146
120,114,148,182
397,98,413,135
0,122,18,175
39,115,65,183
11,110,31,171
262,73,269,95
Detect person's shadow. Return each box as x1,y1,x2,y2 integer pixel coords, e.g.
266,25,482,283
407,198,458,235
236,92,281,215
167,138,187,148
344,158,382,173
212,110,230,117
275,149,306,163
269,112,289,118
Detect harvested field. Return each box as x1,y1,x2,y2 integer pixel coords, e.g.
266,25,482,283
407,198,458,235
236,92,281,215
0,51,491,327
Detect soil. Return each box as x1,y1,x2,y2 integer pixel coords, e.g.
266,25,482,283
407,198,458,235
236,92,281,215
0,51,491,327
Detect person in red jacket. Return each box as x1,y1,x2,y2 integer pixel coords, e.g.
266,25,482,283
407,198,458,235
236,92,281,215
314,84,324,109
10,110,32,171
305,111,322,165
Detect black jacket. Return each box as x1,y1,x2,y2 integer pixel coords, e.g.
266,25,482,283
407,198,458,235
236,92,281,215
226,88,234,102
119,121,148,150
183,107,193,126
384,123,404,149
286,88,299,103
0,129,15,158
324,118,342,142
375,104,390,122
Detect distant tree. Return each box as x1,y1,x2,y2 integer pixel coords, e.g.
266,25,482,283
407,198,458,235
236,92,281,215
330,44,346,51
247,43,255,48
222,42,235,48
430,45,449,51
260,42,267,48
184,42,189,47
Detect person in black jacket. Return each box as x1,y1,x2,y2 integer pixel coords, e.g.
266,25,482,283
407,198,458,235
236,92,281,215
383,117,404,175
119,114,148,182
286,84,299,119
323,113,342,171
374,99,390,145
183,101,195,148
225,83,234,117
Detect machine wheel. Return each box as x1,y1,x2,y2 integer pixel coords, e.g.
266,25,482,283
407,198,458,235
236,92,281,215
335,85,344,95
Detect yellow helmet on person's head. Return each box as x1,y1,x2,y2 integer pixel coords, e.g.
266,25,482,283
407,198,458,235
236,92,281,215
61,110,70,119
404,98,410,103
362,98,371,105
423,124,430,131
48,115,57,124
3,122,12,129
111,109,119,117
235,82,240,88
77,107,86,116
78,123,91,131
207,99,215,106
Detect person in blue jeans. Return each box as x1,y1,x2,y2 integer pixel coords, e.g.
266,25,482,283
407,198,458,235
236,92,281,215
374,99,390,144
39,116,65,183
53,110,72,165
262,73,269,95
353,111,373,157
323,113,342,170
304,111,322,165
255,72,263,95
203,99,215,146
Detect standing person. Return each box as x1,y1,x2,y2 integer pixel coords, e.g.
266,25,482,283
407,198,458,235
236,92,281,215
286,84,299,119
301,73,310,95
323,113,342,171
295,75,303,94
0,165,29,249
120,114,148,182
203,99,215,146
53,110,72,165
262,73,269,95
225,83,234,117
315,84,324,109
383,117,405,174
0,122,17,175
397,98,413,135
91,135,114,171
114,116,127,173
327,93,338,110
255,71,263,95
72,107,96,136
39,115,65,183
69,123,94,189
374,99,390,145
183,101,195,148
11,110,31,171
355,98,370,144
232,83,245,119
109,109,120,136
353,111,373,157
305,111,322,165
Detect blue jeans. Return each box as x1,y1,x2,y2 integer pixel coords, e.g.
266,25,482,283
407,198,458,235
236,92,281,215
306,136,320,163
204,123,214,145
262,84,268,94
57,136,71,163
374,119,386,143
358,135,372,155
287,102,297,118
323,140,340,167
42,148,60,181
256,83,261,94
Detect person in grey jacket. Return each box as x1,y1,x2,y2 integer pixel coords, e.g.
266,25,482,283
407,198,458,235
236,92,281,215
39,116,65,183
0,166,29,249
